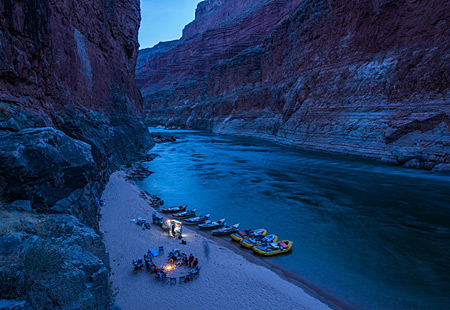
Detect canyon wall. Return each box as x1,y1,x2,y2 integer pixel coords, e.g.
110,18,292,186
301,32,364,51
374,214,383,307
0,0,151,308
138,0,450,171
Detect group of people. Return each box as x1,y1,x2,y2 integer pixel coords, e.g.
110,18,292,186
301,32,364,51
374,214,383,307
168,251,198,268
132,249,202,284
132,249,159,273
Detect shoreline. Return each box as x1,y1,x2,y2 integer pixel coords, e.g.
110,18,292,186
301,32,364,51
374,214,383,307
101,171,352,310
192,228,353,310
149,127,450,175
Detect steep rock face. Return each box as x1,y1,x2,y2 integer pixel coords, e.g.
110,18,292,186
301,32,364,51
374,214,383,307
0,0,151,308
136,0,301,94
139,0,450,171
0,128,100,226
0,0,152,168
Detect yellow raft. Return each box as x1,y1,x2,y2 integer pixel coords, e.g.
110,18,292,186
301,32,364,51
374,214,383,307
230,228,267,242
240,234,278,249
252,240,293,256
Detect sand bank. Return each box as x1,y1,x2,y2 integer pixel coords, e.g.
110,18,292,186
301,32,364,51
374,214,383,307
101,172,332,310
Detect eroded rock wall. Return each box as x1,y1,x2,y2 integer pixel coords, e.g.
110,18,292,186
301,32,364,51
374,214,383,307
0,0,151,308
139,0,450,171
136,0,301,93
0,0,152,168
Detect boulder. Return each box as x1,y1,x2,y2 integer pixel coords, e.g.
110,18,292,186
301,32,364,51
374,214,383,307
0,127,98,214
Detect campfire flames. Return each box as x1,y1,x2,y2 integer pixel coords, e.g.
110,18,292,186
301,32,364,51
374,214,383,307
164,264,175,271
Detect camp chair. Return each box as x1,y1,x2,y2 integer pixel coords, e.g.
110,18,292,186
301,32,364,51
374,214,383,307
170,277,176,285
189,266,202,279
179,276,186,284
159,246,164,254
155,271,168,282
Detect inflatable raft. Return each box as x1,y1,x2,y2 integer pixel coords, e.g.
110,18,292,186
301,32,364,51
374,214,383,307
240,234,278,249
252,240,293,256
230,228,267,242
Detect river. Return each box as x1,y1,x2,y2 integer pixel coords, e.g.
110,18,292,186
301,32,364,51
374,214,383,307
137,129,450,310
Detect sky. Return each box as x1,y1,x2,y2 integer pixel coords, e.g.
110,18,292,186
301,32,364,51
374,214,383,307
139,0,203,49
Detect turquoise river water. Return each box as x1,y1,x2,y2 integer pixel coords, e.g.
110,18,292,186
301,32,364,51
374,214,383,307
137,129,450,310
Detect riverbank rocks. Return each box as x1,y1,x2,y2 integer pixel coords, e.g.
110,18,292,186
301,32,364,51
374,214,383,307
126,163,154,181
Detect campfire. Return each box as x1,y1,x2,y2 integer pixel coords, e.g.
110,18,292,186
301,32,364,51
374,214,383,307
164,264,175,272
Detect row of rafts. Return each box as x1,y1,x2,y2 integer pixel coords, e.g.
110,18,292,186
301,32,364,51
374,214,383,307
153,204,293,256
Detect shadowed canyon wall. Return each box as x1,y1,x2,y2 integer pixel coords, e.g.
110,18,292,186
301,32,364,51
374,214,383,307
138,0,450,171
0,0,151,308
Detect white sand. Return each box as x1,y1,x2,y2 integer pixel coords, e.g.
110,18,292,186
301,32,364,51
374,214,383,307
101,172,332,310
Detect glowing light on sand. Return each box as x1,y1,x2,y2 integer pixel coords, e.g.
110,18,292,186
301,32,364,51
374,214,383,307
164,264,174,271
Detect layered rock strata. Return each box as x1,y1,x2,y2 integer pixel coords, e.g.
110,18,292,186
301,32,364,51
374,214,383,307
0,0,151,308
138,0,450,171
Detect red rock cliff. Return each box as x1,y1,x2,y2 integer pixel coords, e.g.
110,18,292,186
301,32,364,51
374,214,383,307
0,2,151,308
0,0,152,168
138,0,450,171
136,0,301,92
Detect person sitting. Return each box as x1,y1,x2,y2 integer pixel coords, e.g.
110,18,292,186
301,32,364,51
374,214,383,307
174,250,181,259
156,270,166,280
145,260,154,271
168,252,176,263
150,263,158,273
182,254,188,266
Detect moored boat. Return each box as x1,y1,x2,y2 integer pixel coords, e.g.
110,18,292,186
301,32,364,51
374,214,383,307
161,204,187,214
252,240,293,256
240,234,278,249
172,208,197,219
212,223,240,236
230,228,267,242
197,218,225,230
183,213,211,225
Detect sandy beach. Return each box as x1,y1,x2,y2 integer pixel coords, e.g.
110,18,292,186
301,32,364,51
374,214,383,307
101,172,333,310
